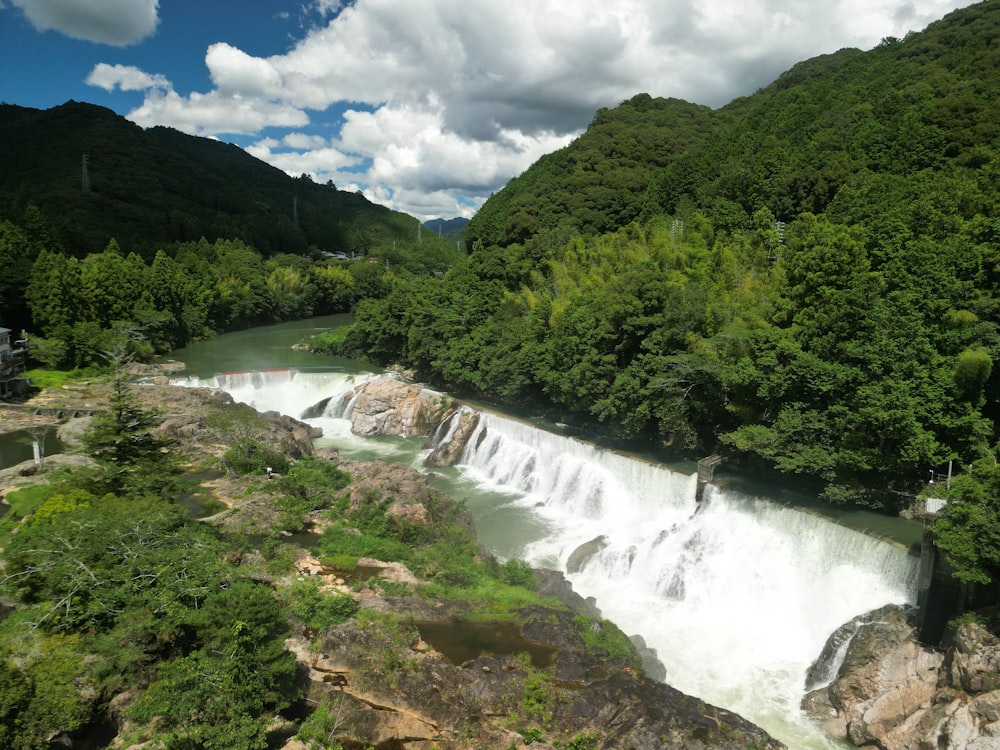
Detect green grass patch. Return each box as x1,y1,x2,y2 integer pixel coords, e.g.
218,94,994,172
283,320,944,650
283,580,359,631
318,553,358,572
317,525,415,562
0,484,55,539
574,615,643,672
22,368,93,389
305,328,349,355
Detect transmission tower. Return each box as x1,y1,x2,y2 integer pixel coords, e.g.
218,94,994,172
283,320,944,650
81,154,91,193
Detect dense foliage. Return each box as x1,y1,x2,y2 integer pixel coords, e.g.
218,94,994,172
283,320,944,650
0,384,299,748
1,226,458,368
337,1,1000,510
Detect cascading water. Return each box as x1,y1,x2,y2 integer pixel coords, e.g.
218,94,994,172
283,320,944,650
457,411,919,749
194,372,919,750
172,369,374,425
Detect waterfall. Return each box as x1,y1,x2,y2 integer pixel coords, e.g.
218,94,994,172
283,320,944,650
459,412,698,527
451,411,919,749
171,370,373,421
427,407,469,450
192,371,919,749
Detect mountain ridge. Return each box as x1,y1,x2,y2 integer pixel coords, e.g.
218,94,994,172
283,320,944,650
0,100,423,258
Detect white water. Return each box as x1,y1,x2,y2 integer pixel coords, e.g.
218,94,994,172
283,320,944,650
180,371,920,750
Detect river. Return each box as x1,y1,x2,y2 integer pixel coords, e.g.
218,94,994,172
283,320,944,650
164,315,923,750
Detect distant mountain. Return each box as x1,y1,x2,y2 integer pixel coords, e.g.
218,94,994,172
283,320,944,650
466,94,717,248
0,101,426,258
423,217,469,238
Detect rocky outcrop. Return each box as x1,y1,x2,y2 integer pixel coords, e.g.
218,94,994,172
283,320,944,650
289,604,784,750
346,375,456,438
424,409,480,467
803,604,1000,749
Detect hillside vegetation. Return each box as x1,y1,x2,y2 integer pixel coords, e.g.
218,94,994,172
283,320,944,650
339,1,1000,509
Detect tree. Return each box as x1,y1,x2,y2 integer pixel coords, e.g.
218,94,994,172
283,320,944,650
81,348,176,496
24,249,81,339
931,458,1000,585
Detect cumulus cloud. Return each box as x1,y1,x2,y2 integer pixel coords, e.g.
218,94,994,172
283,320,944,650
128,89,309,137
246,133,361,178
86,63,169,92
10,0,158,46
92,0,977,218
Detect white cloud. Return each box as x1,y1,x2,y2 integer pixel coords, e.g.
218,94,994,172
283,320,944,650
245,135,361,178
86,63,169,92
89,0,978,218
10,0,158,46
127,89,309,137
206,43,283,98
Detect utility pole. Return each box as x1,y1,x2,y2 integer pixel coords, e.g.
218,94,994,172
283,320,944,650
293,196,299,229
81,154,91,193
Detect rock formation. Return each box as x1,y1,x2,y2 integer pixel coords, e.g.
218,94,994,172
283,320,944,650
566,535,610,574
288,601,783,750
803,604,1000,749
345,375,455,437
424,408,480,467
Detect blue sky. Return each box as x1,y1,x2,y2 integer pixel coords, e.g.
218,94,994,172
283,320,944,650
0,0,981,221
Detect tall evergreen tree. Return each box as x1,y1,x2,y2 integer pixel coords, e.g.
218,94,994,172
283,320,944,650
81,348,176,496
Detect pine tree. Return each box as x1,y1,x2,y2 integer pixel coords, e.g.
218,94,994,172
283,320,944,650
82,347,176,497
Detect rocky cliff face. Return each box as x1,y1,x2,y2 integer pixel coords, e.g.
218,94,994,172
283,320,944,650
803,604,1000,749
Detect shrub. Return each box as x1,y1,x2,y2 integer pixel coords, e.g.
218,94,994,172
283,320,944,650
286,581,359,631
223,437,289,477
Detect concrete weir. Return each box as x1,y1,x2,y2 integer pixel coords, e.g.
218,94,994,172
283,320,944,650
696,454,725,503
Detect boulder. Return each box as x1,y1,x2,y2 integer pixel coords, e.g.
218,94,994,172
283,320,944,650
566,535,610,574
347,376,455,438
423,410,480,467
803,605,942,743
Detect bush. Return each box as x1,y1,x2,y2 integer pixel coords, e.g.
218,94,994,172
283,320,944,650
574,616,643,671
223,437,289,477
286,581,359,631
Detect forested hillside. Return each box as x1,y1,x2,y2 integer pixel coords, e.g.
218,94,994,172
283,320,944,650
340,0,1000,509
0,101,422,259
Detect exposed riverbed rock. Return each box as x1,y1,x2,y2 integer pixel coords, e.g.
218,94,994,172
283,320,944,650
346,375,456,437
566,534,610,574
803,604,1000,749
289,604,784,750
423,409,480,467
